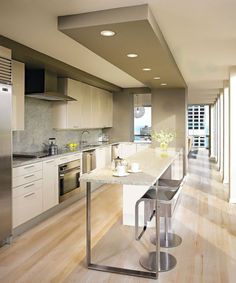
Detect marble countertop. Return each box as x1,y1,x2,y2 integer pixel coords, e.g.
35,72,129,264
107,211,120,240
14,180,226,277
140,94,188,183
12,142,118,168
80,148,180,186
133,140,152,144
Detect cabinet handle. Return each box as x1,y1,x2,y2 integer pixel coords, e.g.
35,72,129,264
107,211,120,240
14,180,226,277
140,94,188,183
24,165,34,169
24,192,35,198
24,183,35,189
24,174,34,179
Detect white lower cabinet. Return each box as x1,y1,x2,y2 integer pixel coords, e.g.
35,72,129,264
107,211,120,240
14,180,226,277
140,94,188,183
136,143,150,152
12,162,43,228
116,143,150,158
42,159,59,211
96,146,111,169
13,180,43,228
96,147,106,169
118,143,137,158
13,170,43,188
104,145,111,165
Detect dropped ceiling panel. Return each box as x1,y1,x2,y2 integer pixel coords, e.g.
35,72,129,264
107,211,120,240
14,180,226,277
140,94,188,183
58,4,186,89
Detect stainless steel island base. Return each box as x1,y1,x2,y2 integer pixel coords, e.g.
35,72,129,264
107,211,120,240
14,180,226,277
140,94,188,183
140,251,177,272
151,232,182,248
82,148,183,279
86,181,160,279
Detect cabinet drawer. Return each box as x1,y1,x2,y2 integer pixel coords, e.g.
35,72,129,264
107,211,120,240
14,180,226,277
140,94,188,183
13,162,42,178
57,156,70,165
13,179,43,228
13,170,42,188
68,153,82,162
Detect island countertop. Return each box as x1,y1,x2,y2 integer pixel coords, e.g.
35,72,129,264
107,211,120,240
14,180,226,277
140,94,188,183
80,148,181,186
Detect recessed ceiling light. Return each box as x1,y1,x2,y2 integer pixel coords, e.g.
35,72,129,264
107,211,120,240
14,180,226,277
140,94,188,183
142,68,151,71
161,83,167,86
127,53,138,58
153,76,160,80
100,30,116,37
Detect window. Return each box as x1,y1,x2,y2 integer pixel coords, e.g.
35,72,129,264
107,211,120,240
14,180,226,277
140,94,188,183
134,106,152,141
188,105,209,148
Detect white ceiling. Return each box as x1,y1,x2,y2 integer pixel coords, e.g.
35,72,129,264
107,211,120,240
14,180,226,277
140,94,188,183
1,0,235,103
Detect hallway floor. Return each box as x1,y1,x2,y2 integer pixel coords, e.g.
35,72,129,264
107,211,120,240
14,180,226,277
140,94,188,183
0,149,235,283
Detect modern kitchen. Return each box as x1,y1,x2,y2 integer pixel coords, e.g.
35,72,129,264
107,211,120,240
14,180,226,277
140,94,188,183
0,1,236,283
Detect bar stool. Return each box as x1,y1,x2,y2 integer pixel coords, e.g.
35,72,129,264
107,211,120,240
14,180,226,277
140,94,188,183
150,178,183,248
135,187,177,272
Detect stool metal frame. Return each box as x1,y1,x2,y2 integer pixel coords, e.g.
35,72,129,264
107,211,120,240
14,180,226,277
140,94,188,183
135,187,177,272
151,178,184,248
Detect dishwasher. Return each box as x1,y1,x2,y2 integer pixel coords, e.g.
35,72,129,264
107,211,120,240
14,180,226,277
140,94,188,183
82,149,96,173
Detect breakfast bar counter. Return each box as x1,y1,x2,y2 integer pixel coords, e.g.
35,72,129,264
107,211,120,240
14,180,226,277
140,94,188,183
81,147,181,186
81,147,183,279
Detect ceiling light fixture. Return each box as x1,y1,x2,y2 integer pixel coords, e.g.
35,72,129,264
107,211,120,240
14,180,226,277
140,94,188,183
161,83,167,86
153,77,160,80
142,68,151,71
100,30,116,37
127,53,138,58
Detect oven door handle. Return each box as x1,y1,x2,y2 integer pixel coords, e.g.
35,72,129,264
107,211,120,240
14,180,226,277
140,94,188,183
60,166,80,174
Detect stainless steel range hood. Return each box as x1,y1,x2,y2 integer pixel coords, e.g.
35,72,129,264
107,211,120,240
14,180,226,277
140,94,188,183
25,69,76,101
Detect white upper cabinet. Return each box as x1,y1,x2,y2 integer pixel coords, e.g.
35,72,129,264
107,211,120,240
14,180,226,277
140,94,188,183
134,93,151,107
99,89,113,128
52,78,82,129
52,78,113,129
12,60,25,131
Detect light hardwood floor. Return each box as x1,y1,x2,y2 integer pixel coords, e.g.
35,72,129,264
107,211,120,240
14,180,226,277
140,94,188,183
0,149,236,283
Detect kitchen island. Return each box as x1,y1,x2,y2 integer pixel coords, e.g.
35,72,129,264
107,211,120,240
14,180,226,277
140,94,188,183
81,147,183,279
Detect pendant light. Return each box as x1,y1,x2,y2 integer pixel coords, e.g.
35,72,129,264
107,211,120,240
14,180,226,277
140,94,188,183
134,94,145,118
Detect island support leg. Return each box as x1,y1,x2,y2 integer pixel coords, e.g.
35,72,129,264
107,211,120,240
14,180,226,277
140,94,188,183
85,181,158,279
155,191,160,275
86,181,91,266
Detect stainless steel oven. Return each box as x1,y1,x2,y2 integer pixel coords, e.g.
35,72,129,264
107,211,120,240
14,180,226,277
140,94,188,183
59,159,80,201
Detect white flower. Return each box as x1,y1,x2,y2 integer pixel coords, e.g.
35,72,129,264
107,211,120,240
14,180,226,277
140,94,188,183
151,130,176,144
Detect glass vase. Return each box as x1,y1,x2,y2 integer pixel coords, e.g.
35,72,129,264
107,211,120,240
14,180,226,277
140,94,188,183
160,142,168,151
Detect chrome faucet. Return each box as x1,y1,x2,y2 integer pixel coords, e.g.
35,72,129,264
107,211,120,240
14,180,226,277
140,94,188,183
80,130,90,147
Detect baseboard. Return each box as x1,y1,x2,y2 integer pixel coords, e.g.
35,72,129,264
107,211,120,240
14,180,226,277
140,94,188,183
209,156,216,162
229,198,236,204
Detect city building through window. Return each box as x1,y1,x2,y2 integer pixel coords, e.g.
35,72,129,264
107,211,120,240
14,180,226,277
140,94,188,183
188,105,209,148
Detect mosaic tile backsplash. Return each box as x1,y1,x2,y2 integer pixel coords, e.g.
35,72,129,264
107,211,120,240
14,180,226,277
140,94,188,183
13,97,102,153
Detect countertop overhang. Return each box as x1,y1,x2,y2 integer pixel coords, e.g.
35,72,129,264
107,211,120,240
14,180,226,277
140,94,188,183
81,148,181,186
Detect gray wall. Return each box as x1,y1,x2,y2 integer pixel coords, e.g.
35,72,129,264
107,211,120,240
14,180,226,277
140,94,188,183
152,88,186,148
152,88,187,172
104,90,134,142
105,88,187,147
13,97,102,153
105,87,187,172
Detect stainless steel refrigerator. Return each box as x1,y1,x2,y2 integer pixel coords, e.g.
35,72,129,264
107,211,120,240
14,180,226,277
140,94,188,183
0,47,12,246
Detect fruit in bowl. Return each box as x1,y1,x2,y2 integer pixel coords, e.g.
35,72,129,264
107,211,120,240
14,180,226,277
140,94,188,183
67,142,78,151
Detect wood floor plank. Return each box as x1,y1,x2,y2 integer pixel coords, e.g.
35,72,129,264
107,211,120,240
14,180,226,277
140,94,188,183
0,150,235,283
